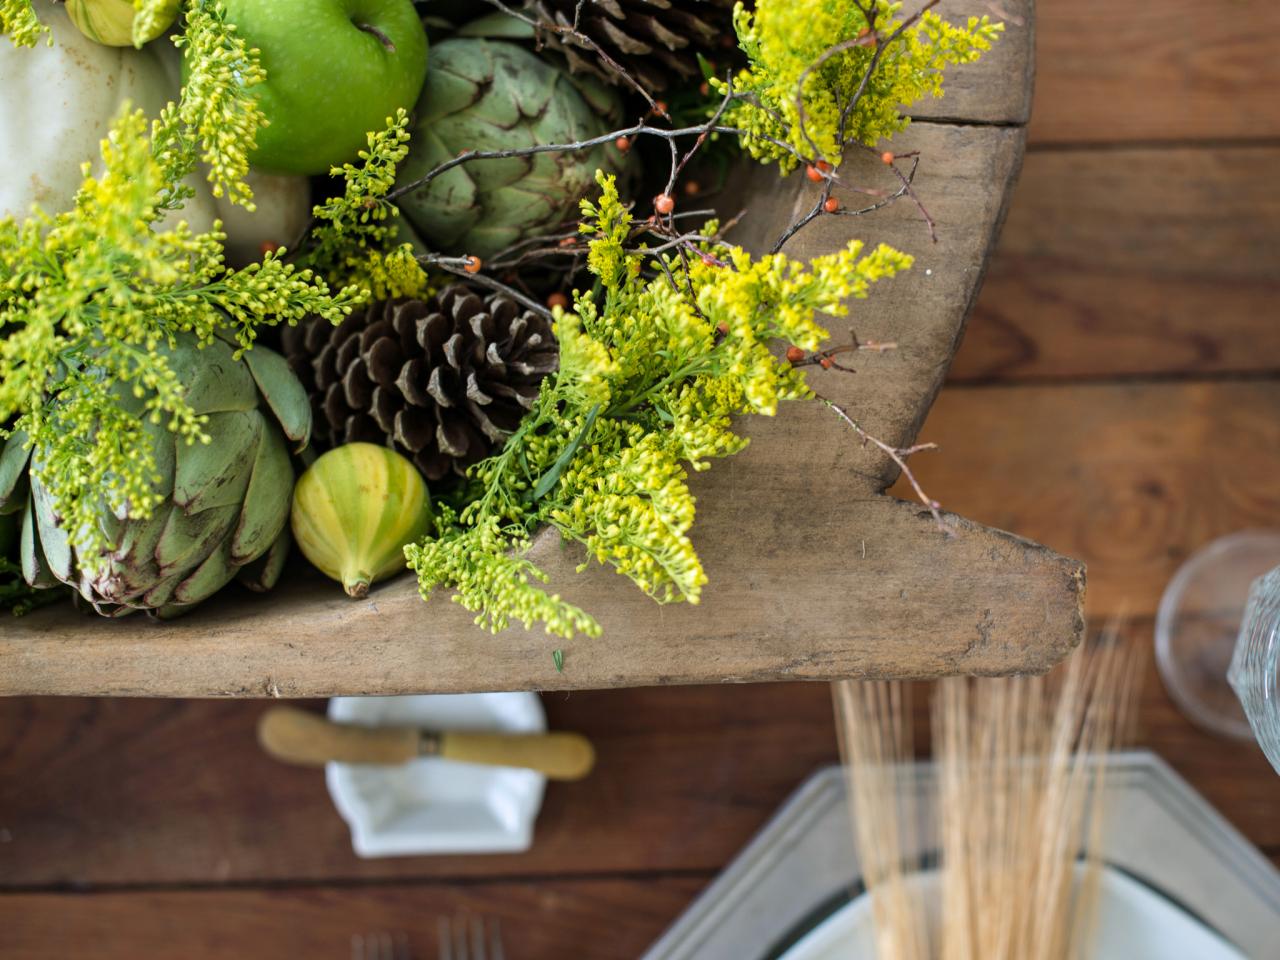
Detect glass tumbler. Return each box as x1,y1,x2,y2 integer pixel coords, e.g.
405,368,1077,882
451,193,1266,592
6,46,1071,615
1229,563,1280,774
1155,530,1280,743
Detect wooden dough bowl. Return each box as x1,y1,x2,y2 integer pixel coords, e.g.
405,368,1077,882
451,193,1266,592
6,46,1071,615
0,2,1078,698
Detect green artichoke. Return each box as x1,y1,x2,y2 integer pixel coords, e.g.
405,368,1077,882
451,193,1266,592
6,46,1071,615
0,333,310,619
397,38,626,259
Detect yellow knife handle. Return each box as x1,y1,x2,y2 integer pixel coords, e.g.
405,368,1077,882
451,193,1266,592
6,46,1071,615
258,706,419,767
439,731,596,781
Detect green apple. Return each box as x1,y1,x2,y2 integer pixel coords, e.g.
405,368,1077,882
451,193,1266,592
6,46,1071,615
216,0,429,175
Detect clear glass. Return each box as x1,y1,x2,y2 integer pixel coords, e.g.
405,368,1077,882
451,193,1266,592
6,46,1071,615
1155,530,1280,740
1229,564,1280,774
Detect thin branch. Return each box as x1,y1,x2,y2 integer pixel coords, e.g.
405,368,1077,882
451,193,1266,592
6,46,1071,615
423,258,554,320
816,392,951,535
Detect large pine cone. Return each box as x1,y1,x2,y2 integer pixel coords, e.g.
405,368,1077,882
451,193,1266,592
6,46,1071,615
282,286,558,484
521,0,733,94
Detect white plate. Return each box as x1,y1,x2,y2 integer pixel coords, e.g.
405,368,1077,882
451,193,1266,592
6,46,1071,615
325,692,546,858
778,866,1245,960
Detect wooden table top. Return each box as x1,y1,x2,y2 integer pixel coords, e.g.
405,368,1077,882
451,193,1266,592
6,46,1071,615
2,0,1279,956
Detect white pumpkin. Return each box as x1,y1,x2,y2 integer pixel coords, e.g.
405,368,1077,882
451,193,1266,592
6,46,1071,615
0,1,308,262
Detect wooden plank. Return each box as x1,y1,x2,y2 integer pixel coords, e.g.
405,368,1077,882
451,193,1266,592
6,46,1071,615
910,0,1035,125
3,633,1275,889
0,118,1086,697
1031,0,1280,143
892,379,1280,619
0,877,703,960
952,145,1280,382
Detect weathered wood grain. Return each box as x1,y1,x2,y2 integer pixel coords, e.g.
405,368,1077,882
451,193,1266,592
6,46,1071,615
911,0,1035,125
0,119,1086,697
1031,0,1280,143
0,877,703,960
892,380,1280,619
953,145,1280,382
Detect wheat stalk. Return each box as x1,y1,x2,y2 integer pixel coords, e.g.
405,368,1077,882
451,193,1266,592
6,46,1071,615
832,626,1140,960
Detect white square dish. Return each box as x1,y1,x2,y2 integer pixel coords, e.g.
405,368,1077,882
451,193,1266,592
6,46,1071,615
325,692,546,858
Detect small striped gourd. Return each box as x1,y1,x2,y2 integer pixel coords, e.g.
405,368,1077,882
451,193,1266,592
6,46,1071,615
291,444,433,599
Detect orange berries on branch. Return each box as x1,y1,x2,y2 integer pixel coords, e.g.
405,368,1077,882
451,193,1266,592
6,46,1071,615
805,160,833,182
654,193,675,215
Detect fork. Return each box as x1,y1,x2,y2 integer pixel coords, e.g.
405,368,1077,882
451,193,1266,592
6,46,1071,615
351,931,412,960
438,915,505,960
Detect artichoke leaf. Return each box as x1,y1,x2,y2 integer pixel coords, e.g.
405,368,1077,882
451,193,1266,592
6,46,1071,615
171,338,259,416
229,419,294,566
140,563,188,610
154,501,241,578
418,62,485,121
172,410,262,513
240,345,313,452
112,502,168,566
20,495,59,590
29,475,74,585
169,536,236,607
237,526,292,593
0,430,31,515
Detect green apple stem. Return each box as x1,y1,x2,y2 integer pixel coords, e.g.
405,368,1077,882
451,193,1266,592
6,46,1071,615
354,21,396,53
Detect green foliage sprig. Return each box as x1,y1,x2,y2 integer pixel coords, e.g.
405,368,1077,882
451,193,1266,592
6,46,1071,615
0,106,360,560
718,0,1002,173
303,109,430,300
405,172,912,639
170,0,268,208
0,0,44,47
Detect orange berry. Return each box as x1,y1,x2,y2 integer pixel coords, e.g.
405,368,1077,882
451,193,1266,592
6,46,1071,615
823,197,840,213
785,345,805,363
806,160,833,182
820,357,833,369
547,291,570,310
683,180,701,197
699,81,710,96
615,136,632,153
654,193,675,215
463,255,482,274
717,322,730,335
655,100,668,115
260,240,280,256
881,151,895,165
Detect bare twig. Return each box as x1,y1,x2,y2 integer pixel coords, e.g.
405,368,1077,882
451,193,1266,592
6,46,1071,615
816,392,950,534
423,257,554,320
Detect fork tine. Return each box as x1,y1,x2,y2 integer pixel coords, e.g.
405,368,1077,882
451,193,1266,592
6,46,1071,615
471,916,487,960
351,933,365,960
490,918,505,960
438,917,454,960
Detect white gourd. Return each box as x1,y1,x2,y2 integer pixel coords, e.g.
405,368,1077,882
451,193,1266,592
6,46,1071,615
0,1,309,263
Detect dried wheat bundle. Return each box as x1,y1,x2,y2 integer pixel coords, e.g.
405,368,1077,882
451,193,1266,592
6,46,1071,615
832,629,1140,960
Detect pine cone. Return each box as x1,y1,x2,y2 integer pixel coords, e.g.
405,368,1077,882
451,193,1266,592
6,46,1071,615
283,286,558,484
522,0,734,94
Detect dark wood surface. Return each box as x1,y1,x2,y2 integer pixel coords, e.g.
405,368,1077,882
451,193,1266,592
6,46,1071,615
3,0,1279,956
